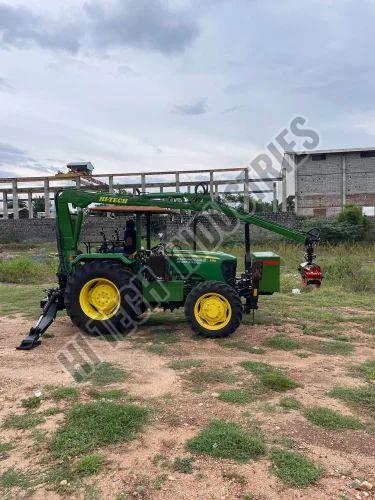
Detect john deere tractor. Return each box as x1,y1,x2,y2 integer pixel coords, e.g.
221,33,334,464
17,184,323,350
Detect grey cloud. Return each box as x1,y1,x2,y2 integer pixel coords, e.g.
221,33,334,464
222,105,244,114
0,143,58,174
172,97,208,116
0,0,198,55
0,4,81,53
0,143,32,165
86,0,198,54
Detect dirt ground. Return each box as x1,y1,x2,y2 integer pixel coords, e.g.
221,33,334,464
0,313,374,500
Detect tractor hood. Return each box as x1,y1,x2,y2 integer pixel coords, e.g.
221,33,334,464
169,250,237,284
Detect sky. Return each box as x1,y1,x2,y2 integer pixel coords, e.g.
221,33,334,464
1,0,375,182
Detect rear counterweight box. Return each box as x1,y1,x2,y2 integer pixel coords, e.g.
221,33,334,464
251,252,280,294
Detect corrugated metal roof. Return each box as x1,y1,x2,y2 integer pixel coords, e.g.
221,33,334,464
285,147,375,156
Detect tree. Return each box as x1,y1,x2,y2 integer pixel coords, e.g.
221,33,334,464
33,196,45,217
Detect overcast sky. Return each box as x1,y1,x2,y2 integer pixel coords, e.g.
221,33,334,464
1,0,375,179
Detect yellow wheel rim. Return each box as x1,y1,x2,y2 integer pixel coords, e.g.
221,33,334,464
79,278,121,320
194,292,232,331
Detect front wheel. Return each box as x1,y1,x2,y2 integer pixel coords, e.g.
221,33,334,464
184,281,242,338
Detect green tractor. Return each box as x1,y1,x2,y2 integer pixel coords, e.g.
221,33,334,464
17,184,323,349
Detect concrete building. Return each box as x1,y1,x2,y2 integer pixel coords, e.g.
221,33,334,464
284,148,375,217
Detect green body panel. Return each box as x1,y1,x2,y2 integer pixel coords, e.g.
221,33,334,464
142,280,184,304
252,252,280,293
72,253,135,267
169,250,236,282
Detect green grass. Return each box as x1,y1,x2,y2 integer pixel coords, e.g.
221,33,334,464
260,372,301,392
187,420,266,462
50,386,79,401
145,327,178,344
43,406,62,416
0,283,50,316
89,389,126,400
263,335,301,351
0,468,30,491
0,442,14,454
240,361,301,392
73,454,105,476
218,389,255,405
279,397,302,411
21,396,42,409
304,340,354,355
167,359,205,370
270,449,322,486
328,385,375,413
353,360,375,381
0,255,56,284
219,341,266,354
302,324,352,342
73,362,127,386
304,406,363,430
51,401,150,458
185,368,237,386
3,412,44,430
172,456,194,474
147,344,168,355
240,361,273,375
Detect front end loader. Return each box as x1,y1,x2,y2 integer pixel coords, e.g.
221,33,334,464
17,184,323,350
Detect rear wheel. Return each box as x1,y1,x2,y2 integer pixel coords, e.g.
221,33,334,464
184,281,242,338
65,261,143,335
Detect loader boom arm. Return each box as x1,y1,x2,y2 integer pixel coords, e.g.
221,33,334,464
55,188,314,273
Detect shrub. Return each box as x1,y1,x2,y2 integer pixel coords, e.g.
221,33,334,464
0,256,56,284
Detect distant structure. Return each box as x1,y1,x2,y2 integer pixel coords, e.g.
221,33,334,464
67,162,94,175
284,148,375,217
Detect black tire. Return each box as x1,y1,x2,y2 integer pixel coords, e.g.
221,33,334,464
65,260,143,336
184,281,242,338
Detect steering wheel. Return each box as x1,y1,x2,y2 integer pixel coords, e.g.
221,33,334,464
194,182,209,195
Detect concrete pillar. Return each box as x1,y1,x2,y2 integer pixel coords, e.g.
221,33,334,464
2,192,8,220
215,182,219,195
292,154,298,215
159,186,164,193
175,172,180,193
107,175,114,218
44,180,50,218
342,154,346,209
141,173,146,193
272,181,278,213
28,192,33,219
209,171,214,199
75,177,81,189
243,168,250,212
12,180,19,219
108,175,114,193
281,166,287,212
187,185,191,194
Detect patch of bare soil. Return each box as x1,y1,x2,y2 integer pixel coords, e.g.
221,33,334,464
0,315,374,500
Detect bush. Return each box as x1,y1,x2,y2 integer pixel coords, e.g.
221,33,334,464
0,256,56,283
303,205,375,244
